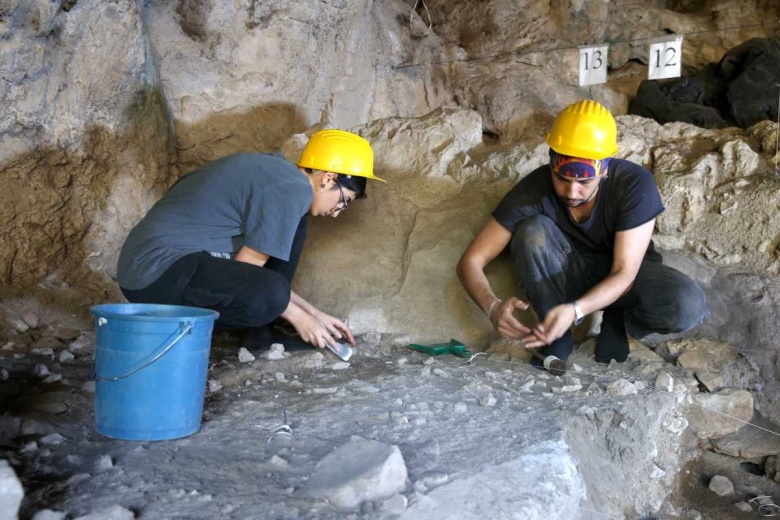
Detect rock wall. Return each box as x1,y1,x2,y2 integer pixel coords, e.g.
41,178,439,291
0,0,174,293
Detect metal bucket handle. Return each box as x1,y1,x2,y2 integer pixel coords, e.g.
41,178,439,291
94,318,194,382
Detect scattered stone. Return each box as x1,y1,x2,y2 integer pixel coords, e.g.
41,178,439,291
766,455,780,482
331,362,351,370
685,509,702,520
73,505,135,520
68,335,92,353
708,475,734,496
306,440,407,508
607,379,638,396
453,403,468,414
20,441,38,454
432,368,446,377
265,343,286,361
40,433,64,446
237,348,256,363
478,394,497,407
639,363,663,376
362,332,381,348
662,416,689,436
57,350,75,363
42,374,63,384
552,385,582,394
274,372,286,382
49,326,81,341
628,345,663,364
421,473,448,488
22,312,39,329
32,364,51,378
0,369,8,381
571,363,583,373
268,455,288,467
31,347,55,357
94,455,113,472
674,339,737,372
311,387,338,394
518,381,535,393
31,509,67,520
207,380,223,393
66,473,90,485
32,338,64,350
649,465,666,479
695,371,723,392
422,357,434,366
354,384,381,394
0,459,24,519
380,494,407,514
1,342,13,351
688,389,754,439
734,502,753,512
82,381,96,394
655,373,674,393
396,357,408,366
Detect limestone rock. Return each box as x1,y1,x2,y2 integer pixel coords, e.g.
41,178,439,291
688,389,754,439
695,372,723,392
307,440,407,508
237,348,256,363
73,505,135,520
265,344,286,361
711,415,780,459
708,475,734,496
0,459,24,520
607,379,638,396
655,373,674,393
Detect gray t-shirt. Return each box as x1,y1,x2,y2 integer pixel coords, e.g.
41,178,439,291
117,152,312,290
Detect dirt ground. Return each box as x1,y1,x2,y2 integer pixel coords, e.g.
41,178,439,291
1,314,778,519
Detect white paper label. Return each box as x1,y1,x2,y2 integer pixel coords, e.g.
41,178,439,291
648,37,683,80
579,45,608,86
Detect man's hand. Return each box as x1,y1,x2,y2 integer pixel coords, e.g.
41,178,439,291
521,303,576,348
286,311,338,350
490,297,536,340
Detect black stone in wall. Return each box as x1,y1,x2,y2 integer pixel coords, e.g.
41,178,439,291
630,38,780,129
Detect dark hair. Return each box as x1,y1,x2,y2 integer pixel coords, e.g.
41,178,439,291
336,173,367,200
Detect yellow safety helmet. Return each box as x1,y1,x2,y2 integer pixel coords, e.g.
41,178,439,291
298,129,385,182
545,100,619,160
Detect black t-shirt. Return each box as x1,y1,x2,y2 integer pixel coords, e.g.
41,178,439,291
492,159,664,253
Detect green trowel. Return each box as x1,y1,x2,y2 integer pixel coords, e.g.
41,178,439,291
407,339,472,358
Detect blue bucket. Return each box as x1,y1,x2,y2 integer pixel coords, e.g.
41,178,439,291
90,304,219,441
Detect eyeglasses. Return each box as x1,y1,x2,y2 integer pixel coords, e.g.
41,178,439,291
333,178,350,213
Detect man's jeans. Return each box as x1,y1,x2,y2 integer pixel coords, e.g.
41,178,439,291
510,215,708,361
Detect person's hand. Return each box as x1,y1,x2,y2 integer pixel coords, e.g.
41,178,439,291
287,311,337,349
490,297,535,340
522,303,576,348
311,309,355,345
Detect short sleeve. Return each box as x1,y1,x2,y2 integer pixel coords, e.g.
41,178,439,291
242,180,311,261
614,165,665,231
491,167,547,232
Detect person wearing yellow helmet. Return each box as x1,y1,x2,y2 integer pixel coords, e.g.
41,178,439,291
117,129,383,351
457,100,707,365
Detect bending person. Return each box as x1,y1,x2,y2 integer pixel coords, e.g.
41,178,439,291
117,129,384,351
457,100,707,364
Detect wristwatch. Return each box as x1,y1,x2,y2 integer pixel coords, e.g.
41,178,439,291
571,301,585,326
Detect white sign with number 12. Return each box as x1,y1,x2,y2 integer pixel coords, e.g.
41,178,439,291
648,37,683,80
579,45,608,86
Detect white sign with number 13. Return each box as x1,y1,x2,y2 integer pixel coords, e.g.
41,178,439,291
579,45,608,86
648,37,683,80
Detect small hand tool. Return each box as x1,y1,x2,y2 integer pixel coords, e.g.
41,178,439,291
529,350,567,376
407,339,472,358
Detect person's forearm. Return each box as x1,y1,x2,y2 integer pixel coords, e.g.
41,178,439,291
289,290,319,317
575,269,635,315
456,259,500,315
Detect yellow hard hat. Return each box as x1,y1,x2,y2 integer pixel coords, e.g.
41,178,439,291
545,100,619,160
298,129,385,182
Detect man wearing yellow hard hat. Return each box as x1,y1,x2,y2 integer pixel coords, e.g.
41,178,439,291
117,129,383,351
457,100,707,365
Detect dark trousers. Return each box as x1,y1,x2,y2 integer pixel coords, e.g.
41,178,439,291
121,216,308,329
510,215,708,360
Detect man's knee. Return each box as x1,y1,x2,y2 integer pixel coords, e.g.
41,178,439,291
669,278,708,333
236,272,291,324
510,215,558,258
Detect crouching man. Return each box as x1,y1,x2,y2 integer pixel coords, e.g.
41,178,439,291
457,100,708,365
